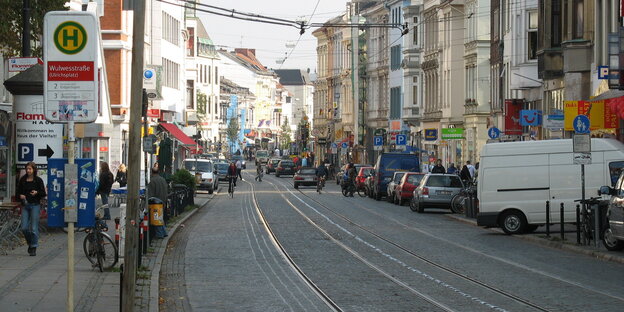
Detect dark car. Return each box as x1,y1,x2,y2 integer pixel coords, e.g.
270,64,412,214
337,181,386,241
231,155,246,169
265,158,281,174
214,162,230,182
386,172,407,203
410,173,464,213
394,172,425,206
293,168,318,189
275,160,296,177
371,153,420,201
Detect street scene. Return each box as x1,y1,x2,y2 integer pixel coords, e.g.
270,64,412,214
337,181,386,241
2,0,624,312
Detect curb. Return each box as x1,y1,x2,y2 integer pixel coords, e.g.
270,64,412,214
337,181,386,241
444,214,624,265
148,192,214,312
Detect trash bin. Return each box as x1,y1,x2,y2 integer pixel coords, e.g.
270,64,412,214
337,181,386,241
148,197,164,226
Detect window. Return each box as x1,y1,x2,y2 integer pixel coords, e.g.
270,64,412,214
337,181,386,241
163,58,179,89
527,11,538,60
390,87,401,119
215,67,219,84
162,12,180,46
551,0,562,47
412,16,418,46
573,0,584,39
207,66,211,84
390,45,401,70
609,161,624,187
208,96,211,114
412,76,418,105
186,80,194,109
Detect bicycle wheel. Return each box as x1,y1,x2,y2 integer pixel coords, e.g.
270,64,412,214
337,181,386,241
83,232,97,265
97,233,119,270
342,187,349,197
357,187,366,197
450,194,466,214
96,243,104,272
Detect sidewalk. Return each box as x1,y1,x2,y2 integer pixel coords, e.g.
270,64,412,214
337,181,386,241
446,214,624,265
0,193,212,312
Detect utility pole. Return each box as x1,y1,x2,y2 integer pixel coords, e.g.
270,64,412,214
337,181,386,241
22,0,30,57
122,0,146,310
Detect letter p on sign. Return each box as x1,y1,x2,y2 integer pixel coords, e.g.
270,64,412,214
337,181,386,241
18,143,34,161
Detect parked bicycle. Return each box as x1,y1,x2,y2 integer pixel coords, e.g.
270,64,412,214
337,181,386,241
574,197,601,245
83,206,118,272
450,181,477,214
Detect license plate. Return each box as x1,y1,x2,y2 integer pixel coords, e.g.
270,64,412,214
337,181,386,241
437,190,452,195
304,177,312,181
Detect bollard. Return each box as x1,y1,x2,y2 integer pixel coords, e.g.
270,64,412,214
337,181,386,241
594,204,600,248
142,213,149,253
114,217,120,248
119,263,123,312
138,224,143,268
546,201,550,238
560,203,565,241
576,204,581,245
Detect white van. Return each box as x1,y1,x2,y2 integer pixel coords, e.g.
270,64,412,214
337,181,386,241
476,138,624,234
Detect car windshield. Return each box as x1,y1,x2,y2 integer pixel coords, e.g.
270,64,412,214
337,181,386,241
299,168,316,175
360,168,373,176
232,155,243,161
271,159,281,164
280,161,294,167
426,175,462,188
256,151,269,157
184,161,212,172
406,174,424,185
214,163,229,171
394,172,406,183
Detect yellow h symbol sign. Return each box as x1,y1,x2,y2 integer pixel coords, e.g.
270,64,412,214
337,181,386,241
62,28,79,47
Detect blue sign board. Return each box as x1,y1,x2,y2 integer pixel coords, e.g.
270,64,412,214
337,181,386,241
598,66,609,79
424,129,437,141
47,158,96,228
0,136,6,147
488,127,501,139
331,142,338,149
573,115,590,134
341,142,348,149
17,143,34,161
395,134,407,145
373,136,383,146
520,110,542,126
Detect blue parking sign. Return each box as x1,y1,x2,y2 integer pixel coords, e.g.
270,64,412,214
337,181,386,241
396,134,407,145
374,136,383,146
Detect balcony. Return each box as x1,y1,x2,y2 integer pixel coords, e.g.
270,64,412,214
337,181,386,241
537,48,563,80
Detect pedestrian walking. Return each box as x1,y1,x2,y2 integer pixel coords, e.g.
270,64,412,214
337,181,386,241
148,163,168,239
115,163,127,187
17,162,46,256
431,159,445,173
466,160,476,179
96,162,114,220
460,163,472,184
235,159,243,181
255,162,263,182
446,163,457,174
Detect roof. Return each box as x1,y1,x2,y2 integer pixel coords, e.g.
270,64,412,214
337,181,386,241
274,69,311,86
481,138,624,156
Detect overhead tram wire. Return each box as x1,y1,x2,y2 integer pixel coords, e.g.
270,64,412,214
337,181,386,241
279,0,321,69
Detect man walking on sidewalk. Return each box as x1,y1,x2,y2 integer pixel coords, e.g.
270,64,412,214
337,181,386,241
148,163,168,239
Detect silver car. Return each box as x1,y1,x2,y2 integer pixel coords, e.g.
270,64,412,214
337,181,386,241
410,173,464,213
386,172,407,203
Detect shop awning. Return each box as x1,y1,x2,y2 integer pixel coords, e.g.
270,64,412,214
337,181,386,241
159,122,202,154
589,89,624,101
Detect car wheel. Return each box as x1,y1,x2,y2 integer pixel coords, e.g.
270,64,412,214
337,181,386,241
500,210,527,235
294,183,298,189
386,192,393,202
393,193,399,205
276,174,280,177
375,189,382,201
409,199,418,212
603,224,624,251
208,188,213,194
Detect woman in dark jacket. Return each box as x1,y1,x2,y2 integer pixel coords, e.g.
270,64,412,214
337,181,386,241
97,162,114,219
17,162,46,256
115,163,127,187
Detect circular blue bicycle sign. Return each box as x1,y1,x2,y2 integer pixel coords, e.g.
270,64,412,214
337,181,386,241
573,115,590,134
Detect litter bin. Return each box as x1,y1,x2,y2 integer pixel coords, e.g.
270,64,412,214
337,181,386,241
148,197,164,226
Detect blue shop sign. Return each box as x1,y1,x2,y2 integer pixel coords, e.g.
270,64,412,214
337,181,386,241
424,129,438,141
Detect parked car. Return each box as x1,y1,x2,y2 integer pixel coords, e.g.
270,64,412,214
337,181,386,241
214,162,230,183
386,172,407,203
183,158,219,194
394,173,425,206
410,173,464,213
275,160,297,177
598,181,624,251
293,168,319,189
356,167,374,190
335,163,373,185
477,138,624,234
231,155,246,169
265,158,281,174
371,153,420,201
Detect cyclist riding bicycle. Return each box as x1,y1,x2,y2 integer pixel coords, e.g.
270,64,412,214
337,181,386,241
315,161,328,192
227,162,237,194
344,163,357,197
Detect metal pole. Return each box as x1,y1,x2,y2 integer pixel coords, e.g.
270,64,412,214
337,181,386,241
67,121,75,312
123,0,146,310
560,203,565,241
546,201,550,237
576,204,581,244
594,203,600,247
22,0,31,57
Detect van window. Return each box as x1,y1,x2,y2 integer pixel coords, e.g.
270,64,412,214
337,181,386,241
184,161,212,172
427,175,462,187
609,161,624,187
381,157,419,172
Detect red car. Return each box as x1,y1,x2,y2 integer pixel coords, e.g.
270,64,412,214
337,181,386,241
356,167,374,190
394,172,425,206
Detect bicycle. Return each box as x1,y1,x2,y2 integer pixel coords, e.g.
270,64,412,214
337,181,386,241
574,197,601,245
341,180,358,197
83,206,118,272
450,181,477,214
227,176,235,198
316,176,326,193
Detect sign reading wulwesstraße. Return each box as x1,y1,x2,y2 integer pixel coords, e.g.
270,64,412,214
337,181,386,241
43,11,99,123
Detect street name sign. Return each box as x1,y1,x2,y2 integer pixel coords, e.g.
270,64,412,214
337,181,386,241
44,11,99,123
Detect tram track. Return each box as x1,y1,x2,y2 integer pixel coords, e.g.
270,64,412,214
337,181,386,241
254,171,560,312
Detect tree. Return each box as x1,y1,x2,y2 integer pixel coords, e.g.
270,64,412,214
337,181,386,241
226,116,240,153
280,116,292,150
0,0,67,57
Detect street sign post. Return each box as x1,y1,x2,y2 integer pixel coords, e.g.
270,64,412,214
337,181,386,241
395,134,407,150
373,136,383,151
572,116,592,245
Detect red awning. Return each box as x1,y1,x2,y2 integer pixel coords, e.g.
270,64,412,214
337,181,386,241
159,122,202,153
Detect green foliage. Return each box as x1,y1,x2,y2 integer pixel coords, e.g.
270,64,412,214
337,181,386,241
171,169,196,190
0,0,67,57
280,117,292,149
226,117,239,146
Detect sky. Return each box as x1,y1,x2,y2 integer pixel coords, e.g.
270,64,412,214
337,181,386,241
196,0,349,73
